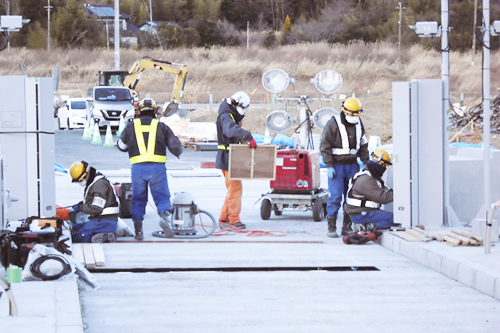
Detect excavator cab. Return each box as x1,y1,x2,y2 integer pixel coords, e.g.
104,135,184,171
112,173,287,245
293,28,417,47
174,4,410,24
98,71,129,87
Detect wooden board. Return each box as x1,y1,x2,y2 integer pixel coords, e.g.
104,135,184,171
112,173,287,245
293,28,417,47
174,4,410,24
82,244,96,269
390,230,423,242
91,244,106,267
72,244,85,265
228,144,277,180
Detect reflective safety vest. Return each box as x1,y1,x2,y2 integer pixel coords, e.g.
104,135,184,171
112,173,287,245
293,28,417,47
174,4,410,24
345,170,381,209
331,114,366,155
130,118,167,164
84,175,120,215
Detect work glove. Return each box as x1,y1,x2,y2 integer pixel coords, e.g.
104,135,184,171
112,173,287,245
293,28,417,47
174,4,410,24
327,167,336,179
71,201,83,212
249,138,257,149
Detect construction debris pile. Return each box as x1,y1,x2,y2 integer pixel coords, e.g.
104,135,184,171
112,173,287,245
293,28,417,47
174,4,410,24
450,95,500,133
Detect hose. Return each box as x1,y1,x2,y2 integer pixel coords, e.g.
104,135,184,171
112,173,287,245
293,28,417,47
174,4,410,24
30,254,72,281
0,275,18,316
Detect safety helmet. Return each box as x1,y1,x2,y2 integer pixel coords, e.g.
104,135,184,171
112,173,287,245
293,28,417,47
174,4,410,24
342,97,362,116
228,91,250,115
70,161,89,183
139,98,157,112
371,150,392,167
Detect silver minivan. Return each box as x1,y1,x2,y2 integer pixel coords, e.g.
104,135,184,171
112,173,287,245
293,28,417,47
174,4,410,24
86,86,135,128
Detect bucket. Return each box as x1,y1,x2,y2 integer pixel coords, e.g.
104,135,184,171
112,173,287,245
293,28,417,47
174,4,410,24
6,264,22,283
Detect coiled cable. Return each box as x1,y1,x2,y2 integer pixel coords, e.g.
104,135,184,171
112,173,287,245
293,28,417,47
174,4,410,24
30,254,72,281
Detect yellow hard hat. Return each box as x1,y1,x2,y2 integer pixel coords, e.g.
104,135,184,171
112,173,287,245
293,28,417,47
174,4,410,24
371,150,392,167
342,97,362,116
70,161,89,183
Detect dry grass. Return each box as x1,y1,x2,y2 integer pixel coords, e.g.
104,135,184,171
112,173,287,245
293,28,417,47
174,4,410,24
0,42,499,145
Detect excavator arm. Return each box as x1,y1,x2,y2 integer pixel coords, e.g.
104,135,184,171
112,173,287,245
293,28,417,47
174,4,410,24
122,57,189,116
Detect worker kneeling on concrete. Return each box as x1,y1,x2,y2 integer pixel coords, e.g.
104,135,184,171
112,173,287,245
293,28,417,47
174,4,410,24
69,161,119,243
344,149,399,234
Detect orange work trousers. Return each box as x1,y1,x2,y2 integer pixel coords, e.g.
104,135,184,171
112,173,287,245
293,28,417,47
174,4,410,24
219,170,243,224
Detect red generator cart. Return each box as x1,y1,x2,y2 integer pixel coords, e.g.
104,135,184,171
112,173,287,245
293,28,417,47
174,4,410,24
260,150,329,221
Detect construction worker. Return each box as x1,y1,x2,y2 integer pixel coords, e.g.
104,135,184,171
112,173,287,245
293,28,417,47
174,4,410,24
216,91,256,229
69,161,119,243
344,149,398,232
320,96,369,238
117,98,183,240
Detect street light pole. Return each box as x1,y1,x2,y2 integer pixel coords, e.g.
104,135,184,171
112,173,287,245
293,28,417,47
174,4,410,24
114,0,120,70
45,0,52,52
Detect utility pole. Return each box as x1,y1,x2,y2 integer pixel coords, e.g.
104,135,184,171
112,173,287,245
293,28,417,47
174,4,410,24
396,2,405,52
114,0,120,70
45,0,52,52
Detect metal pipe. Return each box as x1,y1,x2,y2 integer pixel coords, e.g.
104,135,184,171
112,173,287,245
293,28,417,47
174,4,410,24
485,200,500,254
482,0,491,230
442,0,451,227
0,276,18,316
114,0,120,70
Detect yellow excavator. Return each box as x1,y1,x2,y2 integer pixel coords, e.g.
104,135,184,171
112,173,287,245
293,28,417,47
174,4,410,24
98,57,189,116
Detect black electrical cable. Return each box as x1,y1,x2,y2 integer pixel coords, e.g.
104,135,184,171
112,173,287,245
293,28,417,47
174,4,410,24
30,254,72,281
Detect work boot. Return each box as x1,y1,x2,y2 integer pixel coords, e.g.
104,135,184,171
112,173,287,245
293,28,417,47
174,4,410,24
341,214,353,236
134,221,144,241
159,212,175,238
91,232,116,243
327,216,338,238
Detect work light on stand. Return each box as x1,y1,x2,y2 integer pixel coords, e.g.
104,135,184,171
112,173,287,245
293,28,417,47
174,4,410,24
265,110,296,133
312,107,338,131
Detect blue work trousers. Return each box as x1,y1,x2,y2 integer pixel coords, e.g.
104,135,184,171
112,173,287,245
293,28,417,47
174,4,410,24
350,209,395,229
72,218,117,243
327,162,359,218
131,162,172,222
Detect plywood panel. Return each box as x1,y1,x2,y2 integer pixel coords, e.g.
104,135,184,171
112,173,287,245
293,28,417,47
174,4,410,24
228,144,277,180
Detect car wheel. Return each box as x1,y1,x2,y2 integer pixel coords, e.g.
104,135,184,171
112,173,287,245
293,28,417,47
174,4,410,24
58,118,64,130
312,200,325,222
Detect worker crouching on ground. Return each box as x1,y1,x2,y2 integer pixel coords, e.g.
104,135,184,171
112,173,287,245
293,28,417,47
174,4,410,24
320,97,369,238
216,91,256,230
344,149,400,233
117,98,183,240
69,161,119,243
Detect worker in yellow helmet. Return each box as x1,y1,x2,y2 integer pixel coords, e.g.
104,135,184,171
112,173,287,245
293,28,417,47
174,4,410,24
344,149,400,233
117,98,183,240
69,161,120,243
320,96,369,238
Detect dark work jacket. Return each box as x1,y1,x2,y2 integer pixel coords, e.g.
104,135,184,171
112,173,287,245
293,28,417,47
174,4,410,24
118,115,183,161
81,170,119,221
215,99,253,170
320,112,369,167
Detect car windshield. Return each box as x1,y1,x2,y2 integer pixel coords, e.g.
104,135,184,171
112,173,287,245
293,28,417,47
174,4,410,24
70,100,86,109
95,88,131,101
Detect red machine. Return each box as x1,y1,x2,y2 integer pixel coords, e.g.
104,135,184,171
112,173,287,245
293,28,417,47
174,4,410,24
261,150,328,221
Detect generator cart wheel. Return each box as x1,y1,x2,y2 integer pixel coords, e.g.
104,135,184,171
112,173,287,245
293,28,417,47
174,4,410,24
273,206,282,216
312,200,325,222
261,199,272,220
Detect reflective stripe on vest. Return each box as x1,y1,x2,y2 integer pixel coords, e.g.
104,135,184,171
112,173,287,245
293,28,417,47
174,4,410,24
345,170,381,209
331,114,364,155
84,175,120,215
130,118,167,164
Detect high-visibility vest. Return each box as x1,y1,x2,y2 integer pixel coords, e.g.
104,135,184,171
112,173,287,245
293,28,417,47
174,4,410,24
130,118,167,164
345,170,382,209
331,114,366,155
217,113,236,151
84,175,120,215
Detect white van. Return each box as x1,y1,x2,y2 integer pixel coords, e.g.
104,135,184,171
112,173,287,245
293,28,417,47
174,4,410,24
86,86,135,128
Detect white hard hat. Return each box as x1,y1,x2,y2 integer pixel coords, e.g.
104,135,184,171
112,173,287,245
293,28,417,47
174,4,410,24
228,91,250,115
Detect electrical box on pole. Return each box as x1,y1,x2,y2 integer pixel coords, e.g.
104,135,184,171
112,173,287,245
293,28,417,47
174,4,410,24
392,79,445,228
0,76,55,221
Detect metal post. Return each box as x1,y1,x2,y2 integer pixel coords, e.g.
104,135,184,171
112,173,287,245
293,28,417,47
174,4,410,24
298,96,308,149
45,0,52,52
149,0,153,22
482,0,491,224
247,21,250,50
396,3,404,52
472,0,478,65
114,0,120,70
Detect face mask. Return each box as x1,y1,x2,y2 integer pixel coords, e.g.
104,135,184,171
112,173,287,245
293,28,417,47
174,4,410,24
78,179,87,187
345,115,359,124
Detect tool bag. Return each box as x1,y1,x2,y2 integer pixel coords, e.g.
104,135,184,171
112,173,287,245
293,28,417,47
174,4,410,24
0,216,66,269
118,182,132,218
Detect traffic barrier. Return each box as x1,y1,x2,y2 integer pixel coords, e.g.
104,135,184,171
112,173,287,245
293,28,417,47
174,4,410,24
103,125,114,147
